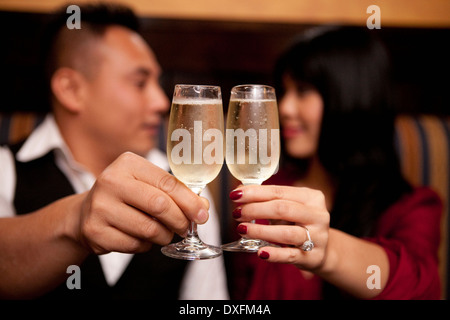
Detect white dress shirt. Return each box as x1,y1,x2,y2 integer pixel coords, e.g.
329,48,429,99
0,114,229,299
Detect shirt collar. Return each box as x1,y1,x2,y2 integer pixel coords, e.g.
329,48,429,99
16,113,170,171
16,114,71,163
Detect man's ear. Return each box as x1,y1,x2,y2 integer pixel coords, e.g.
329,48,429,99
50,67,88,113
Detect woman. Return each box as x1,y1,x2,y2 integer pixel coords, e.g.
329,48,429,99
229,26,442,299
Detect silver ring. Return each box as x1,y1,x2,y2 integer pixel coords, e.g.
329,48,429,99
300,227,315,251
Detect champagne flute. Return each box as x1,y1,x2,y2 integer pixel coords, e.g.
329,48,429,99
162,84,224,260
222,84,280,252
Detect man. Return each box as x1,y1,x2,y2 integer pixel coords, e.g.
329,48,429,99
0,3,228,299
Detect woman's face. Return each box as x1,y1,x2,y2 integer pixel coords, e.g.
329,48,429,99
279,77,324,159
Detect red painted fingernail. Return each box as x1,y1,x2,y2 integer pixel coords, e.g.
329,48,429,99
229,189,243,201
236,224,247,234
259,251,270,259
232,207,242,219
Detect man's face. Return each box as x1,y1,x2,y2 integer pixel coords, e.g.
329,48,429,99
80,25,169,158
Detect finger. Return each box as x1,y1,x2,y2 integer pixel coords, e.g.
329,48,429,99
256,246,307,264
102,201,178,243
230,185,326,208
237,222,309,247
84,225,154,255
200,197,210,210
107,152,209,224
235,200,321,225
115,179,190,236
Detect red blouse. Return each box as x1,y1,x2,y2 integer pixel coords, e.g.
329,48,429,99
230,186,442,300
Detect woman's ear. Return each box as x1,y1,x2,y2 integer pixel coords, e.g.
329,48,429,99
50,67,87,113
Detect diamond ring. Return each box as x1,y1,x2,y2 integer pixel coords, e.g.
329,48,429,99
300,227,315,251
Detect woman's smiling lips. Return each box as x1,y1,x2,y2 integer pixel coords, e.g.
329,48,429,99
282,126,303,138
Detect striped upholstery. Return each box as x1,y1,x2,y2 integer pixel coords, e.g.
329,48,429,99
1,112,449,299
0,112,45,145
395,115,450,299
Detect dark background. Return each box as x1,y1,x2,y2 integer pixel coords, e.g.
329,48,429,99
0,10,449,116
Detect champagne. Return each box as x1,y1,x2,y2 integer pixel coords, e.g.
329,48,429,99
226,98,280,185
163,84,223,260
222,84,280,253
167,99,224,191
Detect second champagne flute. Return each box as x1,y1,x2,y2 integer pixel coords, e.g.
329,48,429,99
162,84,224,260
222,84,280,252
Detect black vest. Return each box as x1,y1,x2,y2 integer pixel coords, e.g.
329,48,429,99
10,143,188,299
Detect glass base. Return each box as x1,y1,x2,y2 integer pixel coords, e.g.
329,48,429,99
221,238,275,253
161,237,222,260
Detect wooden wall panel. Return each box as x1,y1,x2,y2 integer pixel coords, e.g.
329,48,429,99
1,0,450,28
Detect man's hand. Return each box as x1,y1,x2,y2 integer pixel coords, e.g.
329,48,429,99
76,152,209,254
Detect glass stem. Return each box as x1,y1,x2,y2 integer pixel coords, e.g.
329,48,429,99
185,186,204,244
188,221,198,238
183,221,203,246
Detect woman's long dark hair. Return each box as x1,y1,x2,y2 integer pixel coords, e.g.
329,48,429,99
274,26,412,237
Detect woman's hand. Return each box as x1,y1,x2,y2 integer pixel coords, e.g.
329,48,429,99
230,185,330,271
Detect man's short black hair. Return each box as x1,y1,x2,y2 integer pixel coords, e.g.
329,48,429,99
40,2,141,101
